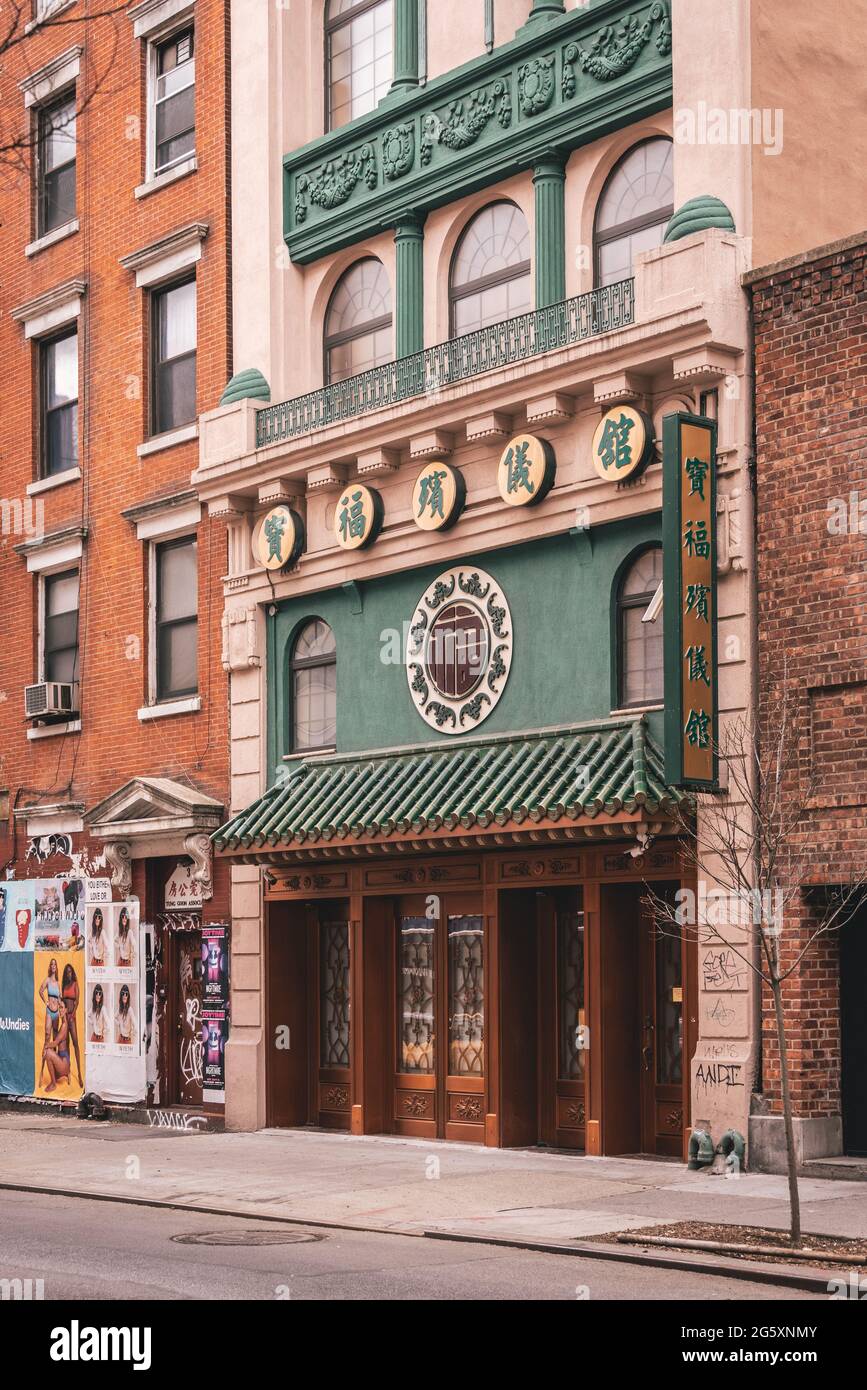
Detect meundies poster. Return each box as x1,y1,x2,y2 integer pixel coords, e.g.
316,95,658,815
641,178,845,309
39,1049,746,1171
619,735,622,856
85,901,146,1103
33,944,86,1101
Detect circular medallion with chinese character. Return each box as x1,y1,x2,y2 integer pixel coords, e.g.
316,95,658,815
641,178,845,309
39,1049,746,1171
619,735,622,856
252,506,306,571
406,567,513,735
333,483,384,551
496,434,556,508
591,405,655,483
411,461,466,532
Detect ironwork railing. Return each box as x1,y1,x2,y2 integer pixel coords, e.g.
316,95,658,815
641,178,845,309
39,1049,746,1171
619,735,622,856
256,278,635,450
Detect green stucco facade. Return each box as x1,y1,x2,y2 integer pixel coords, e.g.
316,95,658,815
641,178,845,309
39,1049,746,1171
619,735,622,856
266,515,663,784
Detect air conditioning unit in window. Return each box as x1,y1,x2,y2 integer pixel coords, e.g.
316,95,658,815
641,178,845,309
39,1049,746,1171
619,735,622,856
24,682,79,720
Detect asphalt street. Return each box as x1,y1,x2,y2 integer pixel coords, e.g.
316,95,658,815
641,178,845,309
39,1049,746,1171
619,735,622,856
0,1189,817,1302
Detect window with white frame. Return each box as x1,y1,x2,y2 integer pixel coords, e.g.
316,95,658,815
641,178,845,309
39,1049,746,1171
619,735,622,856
326,0,393,132
150,25,195,176
40,328,78,477
151,277,196,434
37,92,76,236
41,568,80,685
154,535,198,701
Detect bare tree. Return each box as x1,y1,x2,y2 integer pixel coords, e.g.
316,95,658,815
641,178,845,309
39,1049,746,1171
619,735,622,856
0,1,128,170
644,682,867,1248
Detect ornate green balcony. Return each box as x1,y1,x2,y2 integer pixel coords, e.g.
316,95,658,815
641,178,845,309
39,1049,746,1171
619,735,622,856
284,0,672,264
255,279,634,450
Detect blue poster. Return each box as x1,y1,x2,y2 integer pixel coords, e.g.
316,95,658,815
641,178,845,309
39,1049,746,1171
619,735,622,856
0,881,36,953
0,951,36,1095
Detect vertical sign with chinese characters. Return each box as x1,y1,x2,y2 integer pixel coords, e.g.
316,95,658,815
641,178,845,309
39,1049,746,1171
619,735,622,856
663,412,719,790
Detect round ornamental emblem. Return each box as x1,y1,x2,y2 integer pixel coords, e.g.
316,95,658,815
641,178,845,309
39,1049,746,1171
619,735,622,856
406,567,513,735
497,434,556,507
591,405,655,483
251,506,305,572
333,484,384,551
411,461,466,532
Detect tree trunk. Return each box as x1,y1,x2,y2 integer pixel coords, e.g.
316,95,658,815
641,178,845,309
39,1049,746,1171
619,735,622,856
771,975,801,1246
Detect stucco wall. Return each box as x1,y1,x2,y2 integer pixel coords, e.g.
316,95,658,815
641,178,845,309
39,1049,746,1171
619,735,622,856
750,0,867,266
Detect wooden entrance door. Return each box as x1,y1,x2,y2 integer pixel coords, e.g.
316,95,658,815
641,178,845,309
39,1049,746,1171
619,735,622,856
266,900,352,1130
393,893,485,1142
600,883,685,1156
174,929,203,1107
500,888,587,1149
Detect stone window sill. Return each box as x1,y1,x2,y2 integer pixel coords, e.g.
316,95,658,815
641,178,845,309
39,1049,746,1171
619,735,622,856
137,423,198,457
135,156,197,200
27,467,81,496
609,704,664,717
138,695,201,722
27,718,81,741
25,219,79,258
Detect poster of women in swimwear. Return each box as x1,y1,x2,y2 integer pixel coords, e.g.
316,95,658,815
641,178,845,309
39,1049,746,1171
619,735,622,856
84,901,146,1104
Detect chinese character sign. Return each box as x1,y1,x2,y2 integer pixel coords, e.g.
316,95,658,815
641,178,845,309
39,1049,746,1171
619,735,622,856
411,461,466,532
663,413,719,790
496,435,556,508
591,405,654,483
252,505,305,572
333,484,384,551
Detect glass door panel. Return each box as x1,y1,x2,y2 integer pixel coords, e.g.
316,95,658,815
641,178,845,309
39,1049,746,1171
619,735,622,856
320,921,350,1069
448,915,484,1077
557,909,585,1080
398,915,436,1075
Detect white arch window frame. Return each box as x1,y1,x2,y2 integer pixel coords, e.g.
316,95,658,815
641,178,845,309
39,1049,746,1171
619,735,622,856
593,137,674,289
323,257,393,385
448,199,532,339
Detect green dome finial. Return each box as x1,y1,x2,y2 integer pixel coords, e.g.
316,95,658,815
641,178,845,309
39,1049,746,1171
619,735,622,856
220,368,271,406
664,196,736,244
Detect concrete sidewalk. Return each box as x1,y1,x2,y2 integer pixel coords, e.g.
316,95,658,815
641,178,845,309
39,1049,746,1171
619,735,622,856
1,1115,866,1247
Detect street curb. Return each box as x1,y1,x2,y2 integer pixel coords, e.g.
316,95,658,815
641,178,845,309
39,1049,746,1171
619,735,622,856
422,1230,838,1293
0,1178,840,1290
0,1180,425,1241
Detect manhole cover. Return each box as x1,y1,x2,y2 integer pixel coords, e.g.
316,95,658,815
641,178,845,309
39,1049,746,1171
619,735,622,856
171,1229,323,1247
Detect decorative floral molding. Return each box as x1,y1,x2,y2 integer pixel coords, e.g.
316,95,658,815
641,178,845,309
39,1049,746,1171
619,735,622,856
295,143,378,223
562,1,670,95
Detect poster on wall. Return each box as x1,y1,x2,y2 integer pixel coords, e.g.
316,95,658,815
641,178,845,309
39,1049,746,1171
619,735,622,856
33,944,85,1100
84,900,146,1104
201,924,230,1104
0,881,36,952
0,878,110,1102
0,952,35,1096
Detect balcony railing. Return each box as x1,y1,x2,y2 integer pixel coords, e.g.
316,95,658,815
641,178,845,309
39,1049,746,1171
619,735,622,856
256,278,634,450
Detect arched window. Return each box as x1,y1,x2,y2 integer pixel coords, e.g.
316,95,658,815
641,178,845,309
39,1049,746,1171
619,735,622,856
594,139,674,287
324,258,392,384
326,0,393,132
449,201,531,337
291,620,337,752
617,546,664,708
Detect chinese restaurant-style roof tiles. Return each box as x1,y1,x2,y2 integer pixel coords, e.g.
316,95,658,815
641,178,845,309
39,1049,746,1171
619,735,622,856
214,718,689,858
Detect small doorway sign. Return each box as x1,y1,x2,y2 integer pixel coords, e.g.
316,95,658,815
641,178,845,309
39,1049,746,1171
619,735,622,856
164,862,203,910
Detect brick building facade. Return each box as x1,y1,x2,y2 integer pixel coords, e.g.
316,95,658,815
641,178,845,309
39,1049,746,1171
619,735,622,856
0,0,232,1113
746,234,867,1161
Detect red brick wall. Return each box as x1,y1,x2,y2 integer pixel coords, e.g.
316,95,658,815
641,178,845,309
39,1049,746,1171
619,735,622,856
0,2,231,927
749,236,867,1116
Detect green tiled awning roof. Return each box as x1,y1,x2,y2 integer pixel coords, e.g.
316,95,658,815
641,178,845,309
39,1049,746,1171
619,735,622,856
214,719,687,855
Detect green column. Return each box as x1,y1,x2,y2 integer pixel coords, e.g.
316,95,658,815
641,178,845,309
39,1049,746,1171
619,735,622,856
533,154,567,308
391,0,420,95
395,212,425,358
527,0,566,22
